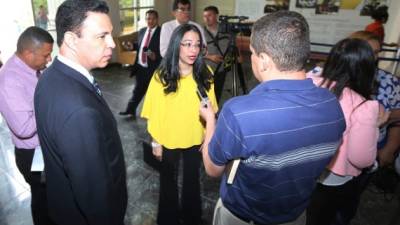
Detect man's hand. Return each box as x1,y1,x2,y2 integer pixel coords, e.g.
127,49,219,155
198,101,225,177
147,51,156,61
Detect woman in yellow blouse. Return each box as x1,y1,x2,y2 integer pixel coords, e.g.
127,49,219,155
141,24,218,225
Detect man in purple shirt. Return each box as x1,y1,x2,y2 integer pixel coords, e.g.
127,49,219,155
0,26,54,225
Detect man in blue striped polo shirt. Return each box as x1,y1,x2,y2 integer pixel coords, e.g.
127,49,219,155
200,11,346,225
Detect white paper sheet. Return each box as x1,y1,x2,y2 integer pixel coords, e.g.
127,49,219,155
31,146,44,172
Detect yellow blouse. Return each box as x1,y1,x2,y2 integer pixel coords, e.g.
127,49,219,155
141,71,218,149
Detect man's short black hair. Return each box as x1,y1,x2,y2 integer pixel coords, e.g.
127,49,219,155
203,6,219,14
17,26,54,53
172,0,191,11
55,0,109,47
146,9,158,18
251,11,310,72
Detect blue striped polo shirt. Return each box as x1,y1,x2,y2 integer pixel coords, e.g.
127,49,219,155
208,78,346,224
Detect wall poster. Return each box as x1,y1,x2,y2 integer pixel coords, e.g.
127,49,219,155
235,0,392,52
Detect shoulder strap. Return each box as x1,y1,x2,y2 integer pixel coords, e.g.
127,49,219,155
204,26,224,55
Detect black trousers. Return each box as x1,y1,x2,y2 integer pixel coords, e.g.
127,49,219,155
157,146,202,225
14,147,55,225
124,65,153,115
306,177,361,225
333,171,373,225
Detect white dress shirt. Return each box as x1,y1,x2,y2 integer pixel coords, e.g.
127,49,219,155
58,54,94,84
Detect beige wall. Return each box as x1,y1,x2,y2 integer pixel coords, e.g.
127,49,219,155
105,0,123,36
386,0,400,45
376,1,400,73
155,0,174,24
105,0,123,62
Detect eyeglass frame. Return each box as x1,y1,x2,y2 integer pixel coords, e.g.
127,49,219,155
176,7,191,13
180,42,207,56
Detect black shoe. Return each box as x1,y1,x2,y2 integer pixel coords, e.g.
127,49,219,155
119,111,134,116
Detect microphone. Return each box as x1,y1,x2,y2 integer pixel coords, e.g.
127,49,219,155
196,87,209,108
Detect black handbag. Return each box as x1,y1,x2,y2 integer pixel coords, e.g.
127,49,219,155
142,141,161,171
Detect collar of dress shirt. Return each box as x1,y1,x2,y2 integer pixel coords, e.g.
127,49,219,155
13,54,37,77
57,54,94,84
146,27,156,34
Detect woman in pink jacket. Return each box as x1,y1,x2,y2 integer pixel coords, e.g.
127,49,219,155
306,38,388,225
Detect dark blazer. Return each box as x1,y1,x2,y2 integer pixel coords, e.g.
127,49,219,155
34,58,127,225
131,26,162,75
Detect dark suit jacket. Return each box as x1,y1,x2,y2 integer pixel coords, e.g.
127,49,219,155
131,26,162,76
34,58,127,225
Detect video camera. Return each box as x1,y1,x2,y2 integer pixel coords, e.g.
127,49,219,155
219,15,252,35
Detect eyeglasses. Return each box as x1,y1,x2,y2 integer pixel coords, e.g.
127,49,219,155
176,8,191,13
180,42,202,49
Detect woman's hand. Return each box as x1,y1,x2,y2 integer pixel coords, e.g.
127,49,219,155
199,100,216,123
152,145,162,161
199,101,217,153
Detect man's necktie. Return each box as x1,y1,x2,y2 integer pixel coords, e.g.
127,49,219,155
36,70,41,79
93,79,102,96
141,28,152,64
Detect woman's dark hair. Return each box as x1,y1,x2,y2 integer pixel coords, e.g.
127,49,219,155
321,38,376,101
371,5,389,22
157,24,212,94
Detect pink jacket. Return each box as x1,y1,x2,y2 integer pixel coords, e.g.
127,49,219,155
311,76,379,177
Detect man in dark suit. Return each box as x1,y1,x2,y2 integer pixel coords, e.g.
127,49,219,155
34,1,127,225
119,10,162,119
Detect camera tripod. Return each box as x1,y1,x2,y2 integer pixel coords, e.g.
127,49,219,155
215,32,247,97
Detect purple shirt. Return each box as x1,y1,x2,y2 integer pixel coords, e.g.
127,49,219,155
0,54,39,149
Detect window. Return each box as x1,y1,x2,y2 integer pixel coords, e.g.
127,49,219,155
32,0,49,30
119,0,154,34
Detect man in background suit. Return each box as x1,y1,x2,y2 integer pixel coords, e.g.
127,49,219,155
34,1,127,225
119,9,161,119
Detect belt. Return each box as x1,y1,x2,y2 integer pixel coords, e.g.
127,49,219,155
233,210,306,225
229,208,265,225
